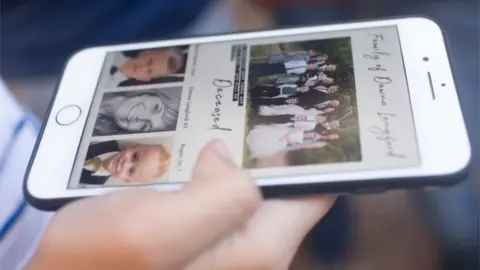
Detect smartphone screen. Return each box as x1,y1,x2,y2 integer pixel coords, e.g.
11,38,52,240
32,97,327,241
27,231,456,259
68,25,420,189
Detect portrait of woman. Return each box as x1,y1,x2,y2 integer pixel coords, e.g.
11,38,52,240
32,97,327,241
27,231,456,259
93,87,182,136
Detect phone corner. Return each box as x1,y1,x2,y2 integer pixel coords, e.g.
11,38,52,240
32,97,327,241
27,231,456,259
451,140,472,178
22,177,66,212
437,155,472,187
404,16,440,27
22,179,43,211
69,47,100,61
401,16,444,36
62,47,105,76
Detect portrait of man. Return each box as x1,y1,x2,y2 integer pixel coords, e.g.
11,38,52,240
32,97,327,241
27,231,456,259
81,140,172,186
93,87,182,136
106,45,189,87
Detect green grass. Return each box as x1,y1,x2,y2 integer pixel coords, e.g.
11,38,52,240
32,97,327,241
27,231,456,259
242,96,256,168
250,45,269,59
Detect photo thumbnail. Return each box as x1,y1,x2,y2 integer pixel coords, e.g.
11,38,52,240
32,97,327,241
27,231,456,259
244,37,362,169
105,45,189,88
93,87,182,136
77,137,174,188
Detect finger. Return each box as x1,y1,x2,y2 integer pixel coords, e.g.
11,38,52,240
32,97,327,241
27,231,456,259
266,196,336,237
180,140,263,241
140,140,261,266
189,196,337,269
249,196,336,256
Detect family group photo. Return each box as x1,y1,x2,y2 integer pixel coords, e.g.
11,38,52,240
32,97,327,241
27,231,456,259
243,37,362,169
104,45,189,88
76,137,173,188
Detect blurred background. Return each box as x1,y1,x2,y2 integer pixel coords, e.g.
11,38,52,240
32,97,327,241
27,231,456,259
1,0,478,269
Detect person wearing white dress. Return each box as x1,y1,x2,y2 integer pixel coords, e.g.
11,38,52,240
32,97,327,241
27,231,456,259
251,107,331,132
258,104,335,117
246,126,334,158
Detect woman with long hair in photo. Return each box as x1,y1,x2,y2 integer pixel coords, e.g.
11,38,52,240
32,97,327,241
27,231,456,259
93,88,182,136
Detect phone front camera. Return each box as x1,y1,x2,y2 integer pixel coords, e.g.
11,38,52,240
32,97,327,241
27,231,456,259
441,83,446,87
423,57,430,62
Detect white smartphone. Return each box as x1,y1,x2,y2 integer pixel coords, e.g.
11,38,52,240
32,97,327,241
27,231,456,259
25,17,471,210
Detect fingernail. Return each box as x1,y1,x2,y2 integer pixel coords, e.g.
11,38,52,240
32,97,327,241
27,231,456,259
211,139,233,160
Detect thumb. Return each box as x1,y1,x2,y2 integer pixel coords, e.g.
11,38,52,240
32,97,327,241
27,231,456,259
140,140,262,268
109,140,261,269
172,139,262,252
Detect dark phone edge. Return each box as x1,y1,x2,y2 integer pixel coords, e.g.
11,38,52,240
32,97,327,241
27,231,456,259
23,15,472,212
24,169,470,212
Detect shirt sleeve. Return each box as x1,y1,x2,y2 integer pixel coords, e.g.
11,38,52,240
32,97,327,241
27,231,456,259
0,80,53,270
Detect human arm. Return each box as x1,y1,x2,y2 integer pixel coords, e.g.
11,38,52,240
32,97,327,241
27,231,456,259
316,108,335,115
26,140,334,270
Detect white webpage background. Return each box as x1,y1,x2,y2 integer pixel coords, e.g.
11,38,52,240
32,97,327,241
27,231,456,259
70,26,419,186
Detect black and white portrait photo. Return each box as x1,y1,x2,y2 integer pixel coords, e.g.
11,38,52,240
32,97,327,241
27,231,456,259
92,87,182,136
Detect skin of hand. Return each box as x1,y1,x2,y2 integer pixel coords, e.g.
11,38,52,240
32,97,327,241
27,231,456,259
26,140,335,270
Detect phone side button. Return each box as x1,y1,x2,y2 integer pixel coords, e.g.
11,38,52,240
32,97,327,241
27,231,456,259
352,187,388,195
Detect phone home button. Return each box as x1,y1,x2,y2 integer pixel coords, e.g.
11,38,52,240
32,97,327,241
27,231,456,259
56,105,81,126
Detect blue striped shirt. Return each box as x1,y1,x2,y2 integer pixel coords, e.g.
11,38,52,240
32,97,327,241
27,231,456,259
0,80,54,270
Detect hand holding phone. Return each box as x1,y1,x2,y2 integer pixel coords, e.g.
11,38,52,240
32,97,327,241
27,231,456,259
26,140,335,269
